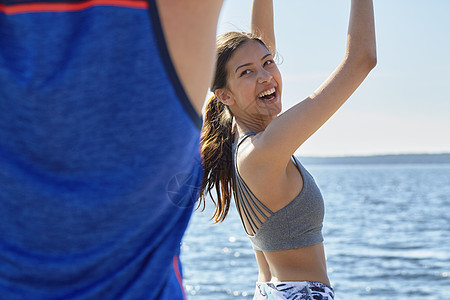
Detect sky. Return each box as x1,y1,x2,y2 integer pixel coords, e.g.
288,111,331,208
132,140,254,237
216,0,450,157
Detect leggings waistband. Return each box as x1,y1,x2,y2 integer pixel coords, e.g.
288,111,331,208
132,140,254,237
254,281,334,300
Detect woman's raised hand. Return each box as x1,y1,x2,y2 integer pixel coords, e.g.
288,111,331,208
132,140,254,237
251,0,275,54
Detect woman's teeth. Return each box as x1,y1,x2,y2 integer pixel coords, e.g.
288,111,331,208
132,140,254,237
258,87,276,98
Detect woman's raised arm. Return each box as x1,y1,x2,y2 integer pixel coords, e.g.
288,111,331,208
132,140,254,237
251,0,275,55
255,0,377,166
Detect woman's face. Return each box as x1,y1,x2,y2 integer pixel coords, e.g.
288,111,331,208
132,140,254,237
218,40,282,126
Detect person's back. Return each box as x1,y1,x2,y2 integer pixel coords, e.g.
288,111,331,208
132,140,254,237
0,0,222,299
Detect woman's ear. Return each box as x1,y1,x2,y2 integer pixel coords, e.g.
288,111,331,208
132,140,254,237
215,89,235,106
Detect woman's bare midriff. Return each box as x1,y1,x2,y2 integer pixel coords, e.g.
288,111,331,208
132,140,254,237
255,242,330,286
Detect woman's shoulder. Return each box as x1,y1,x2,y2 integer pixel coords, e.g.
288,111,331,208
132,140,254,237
234,131,288,184
236,129,292,173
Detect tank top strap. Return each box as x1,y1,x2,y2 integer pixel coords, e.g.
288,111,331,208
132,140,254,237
236,131,258,146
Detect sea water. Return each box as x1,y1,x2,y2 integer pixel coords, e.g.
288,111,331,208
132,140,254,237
181,164,450,299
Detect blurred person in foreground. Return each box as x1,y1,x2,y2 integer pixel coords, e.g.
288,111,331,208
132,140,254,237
0,0,223,299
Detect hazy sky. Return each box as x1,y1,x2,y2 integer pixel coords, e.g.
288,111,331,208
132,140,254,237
216,0,450,157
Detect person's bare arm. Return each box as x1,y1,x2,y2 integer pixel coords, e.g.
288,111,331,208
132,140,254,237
251,0,275,55
156,0,223,114
253,0,377,167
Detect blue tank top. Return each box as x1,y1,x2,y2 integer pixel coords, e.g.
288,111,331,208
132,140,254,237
0,1,201,299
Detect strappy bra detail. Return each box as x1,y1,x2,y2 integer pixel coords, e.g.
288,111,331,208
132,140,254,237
233,160,273,235
232,132,325,251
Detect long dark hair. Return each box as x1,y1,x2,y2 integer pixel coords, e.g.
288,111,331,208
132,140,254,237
198,32,268,223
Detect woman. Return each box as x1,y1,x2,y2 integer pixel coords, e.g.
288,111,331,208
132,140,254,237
199,0,376,298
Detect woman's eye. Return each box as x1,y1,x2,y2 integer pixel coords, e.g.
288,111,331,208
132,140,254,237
240,69,251,77
264,59,274,66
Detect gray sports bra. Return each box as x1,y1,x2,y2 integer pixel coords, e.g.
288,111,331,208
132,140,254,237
232,132,324,251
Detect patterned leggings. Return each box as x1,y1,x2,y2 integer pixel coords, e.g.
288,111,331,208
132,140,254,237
254,281,334,300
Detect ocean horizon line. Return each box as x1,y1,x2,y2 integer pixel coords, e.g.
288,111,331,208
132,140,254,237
296,153,450,165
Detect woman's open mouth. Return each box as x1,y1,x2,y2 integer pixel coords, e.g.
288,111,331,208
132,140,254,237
257,87,277,103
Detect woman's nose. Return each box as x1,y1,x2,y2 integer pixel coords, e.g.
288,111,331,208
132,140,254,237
257,69,272,83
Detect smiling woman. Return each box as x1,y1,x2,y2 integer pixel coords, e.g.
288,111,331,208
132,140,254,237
198,0,376,299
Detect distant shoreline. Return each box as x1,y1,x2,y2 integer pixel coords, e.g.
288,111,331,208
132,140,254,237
298,153,450,165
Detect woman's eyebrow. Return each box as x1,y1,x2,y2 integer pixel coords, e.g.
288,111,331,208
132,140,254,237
235,54,273,73
261,53,272,60
235,63,252,73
